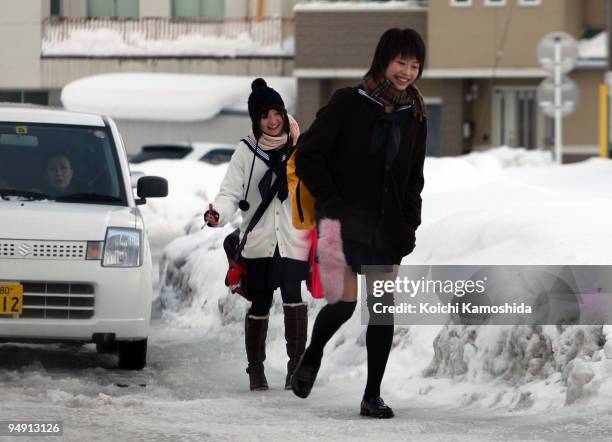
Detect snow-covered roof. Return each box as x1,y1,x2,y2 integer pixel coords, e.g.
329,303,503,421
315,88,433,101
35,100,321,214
294,0,427,12
0,104,105,126
61,73,296,122
578,31,607,60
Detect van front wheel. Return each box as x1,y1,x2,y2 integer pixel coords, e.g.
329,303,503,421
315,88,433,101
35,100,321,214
117,338,147,370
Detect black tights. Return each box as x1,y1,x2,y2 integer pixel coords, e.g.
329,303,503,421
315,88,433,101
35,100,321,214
302,294,394,400
364,292,394,398
248,278,302,317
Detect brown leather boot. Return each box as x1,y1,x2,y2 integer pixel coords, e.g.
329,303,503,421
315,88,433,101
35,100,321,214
245,315,269,391
283,303,308,389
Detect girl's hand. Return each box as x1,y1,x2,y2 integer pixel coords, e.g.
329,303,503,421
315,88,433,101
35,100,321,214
204,204,220,227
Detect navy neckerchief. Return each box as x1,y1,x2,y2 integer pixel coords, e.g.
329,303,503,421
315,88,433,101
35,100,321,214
241,137,293,202
356,88,413,166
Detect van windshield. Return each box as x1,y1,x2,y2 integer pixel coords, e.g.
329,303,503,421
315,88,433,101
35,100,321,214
0,123,126,205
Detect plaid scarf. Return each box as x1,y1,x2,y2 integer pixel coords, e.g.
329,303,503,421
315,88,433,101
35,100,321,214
363,75,427,121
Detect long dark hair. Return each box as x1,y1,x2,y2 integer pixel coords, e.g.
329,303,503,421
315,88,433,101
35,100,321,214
365,28,426,81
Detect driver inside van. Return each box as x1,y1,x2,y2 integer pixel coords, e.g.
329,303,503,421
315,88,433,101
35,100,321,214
44,152,74,193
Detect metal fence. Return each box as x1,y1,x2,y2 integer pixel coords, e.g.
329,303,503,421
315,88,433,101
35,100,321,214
42,17,294,52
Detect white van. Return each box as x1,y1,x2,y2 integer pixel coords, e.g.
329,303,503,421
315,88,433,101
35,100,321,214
0,105,167,369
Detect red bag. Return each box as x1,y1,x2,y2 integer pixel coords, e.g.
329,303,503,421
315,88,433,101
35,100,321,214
226,258,247,298
223,230,250,301
307,229,324,299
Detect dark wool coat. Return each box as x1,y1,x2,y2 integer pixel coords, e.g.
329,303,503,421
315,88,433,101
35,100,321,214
295,86,427,261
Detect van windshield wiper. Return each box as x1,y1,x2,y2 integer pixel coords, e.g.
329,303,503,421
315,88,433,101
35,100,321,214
0,188,51,201
55,193,124,204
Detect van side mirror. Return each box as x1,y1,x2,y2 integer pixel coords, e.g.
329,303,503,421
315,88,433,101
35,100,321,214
136,176,168,205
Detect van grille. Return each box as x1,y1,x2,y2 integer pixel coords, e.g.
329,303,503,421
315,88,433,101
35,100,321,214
0,239,87,260
0,282,95,320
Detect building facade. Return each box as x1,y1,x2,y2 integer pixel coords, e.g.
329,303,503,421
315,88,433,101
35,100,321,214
0,0,298,107
0,0,607,160
294,0,607,161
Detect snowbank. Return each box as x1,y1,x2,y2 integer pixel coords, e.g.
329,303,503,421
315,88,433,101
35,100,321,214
133,159,229,247
154,147,612,410
61,73,296,121
43,29,293,57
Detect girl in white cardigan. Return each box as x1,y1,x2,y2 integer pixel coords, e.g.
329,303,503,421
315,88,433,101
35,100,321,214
205,78,310,391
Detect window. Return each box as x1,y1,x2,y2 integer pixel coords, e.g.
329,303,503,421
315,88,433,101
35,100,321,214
0,124,125,204
0,91,49,106
172,0,225,18
518,0,541,5
199,149,235,165
129,145,192,163
87,0,139,17
450,0,473,7
484,0,506,6
50,0,62,16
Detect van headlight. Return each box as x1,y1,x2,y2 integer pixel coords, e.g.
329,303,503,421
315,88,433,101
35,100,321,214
102,228,141,267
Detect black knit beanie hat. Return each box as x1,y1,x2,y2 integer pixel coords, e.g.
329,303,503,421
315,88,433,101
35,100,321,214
248,78,288,139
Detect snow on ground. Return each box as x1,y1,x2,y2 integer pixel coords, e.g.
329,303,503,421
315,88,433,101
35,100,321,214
4,147,612,440
61,73,296,121
43,29,293,57
156,146,612,414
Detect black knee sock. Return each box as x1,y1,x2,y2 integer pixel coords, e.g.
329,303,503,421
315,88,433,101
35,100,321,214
303,300,357,364
364,323,394,399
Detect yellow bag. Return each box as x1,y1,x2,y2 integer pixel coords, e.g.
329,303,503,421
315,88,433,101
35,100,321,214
287,149,316,230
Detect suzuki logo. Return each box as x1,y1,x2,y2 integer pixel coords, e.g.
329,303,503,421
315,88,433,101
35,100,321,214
18,243,31,256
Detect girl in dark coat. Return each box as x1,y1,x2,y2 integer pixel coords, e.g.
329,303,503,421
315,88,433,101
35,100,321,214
291,28,428,418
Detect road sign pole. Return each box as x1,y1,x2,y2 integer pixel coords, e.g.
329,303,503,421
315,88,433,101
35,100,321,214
554,38,562,164
537,32,578,164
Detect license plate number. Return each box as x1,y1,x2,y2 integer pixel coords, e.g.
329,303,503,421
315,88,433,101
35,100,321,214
0,283,23,315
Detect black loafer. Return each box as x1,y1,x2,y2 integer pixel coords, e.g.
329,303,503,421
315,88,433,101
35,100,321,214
291,353,321,399
360,396,394,419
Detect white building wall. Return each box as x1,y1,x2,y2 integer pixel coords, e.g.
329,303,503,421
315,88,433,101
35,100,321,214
139,0,170,17
0,2,44,88
225,0,249,18
62,0,87,16
266,0,297,17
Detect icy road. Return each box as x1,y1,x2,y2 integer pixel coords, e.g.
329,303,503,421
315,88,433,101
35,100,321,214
1,322,612,442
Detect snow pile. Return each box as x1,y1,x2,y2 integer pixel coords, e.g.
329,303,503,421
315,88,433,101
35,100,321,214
424,325,612,406
578,31,607,60
155,147,612,410
133,159,229,247
423,146,553,194
61,73,296,122
295,1,427,12
43,29,293,57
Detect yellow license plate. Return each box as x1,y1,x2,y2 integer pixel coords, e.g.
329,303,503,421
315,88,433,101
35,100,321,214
0,283,23,315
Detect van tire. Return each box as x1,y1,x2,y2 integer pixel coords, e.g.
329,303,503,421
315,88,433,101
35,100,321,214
118,339,147,370
96,341,117,354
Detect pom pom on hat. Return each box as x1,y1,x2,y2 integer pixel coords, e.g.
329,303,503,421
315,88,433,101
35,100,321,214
251,78,267,91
